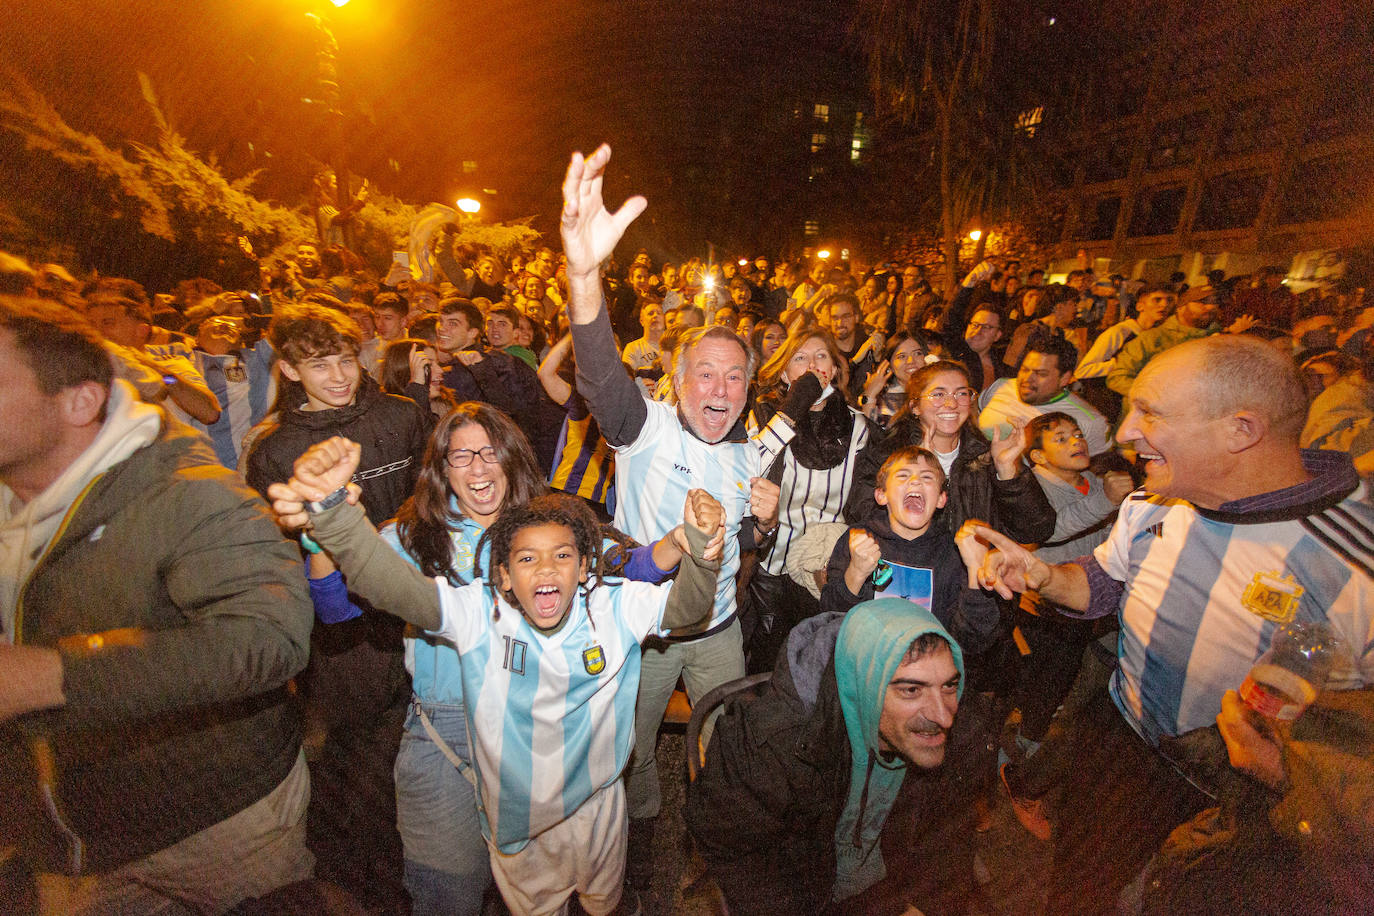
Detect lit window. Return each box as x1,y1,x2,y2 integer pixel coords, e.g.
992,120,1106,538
813,103,830,123
809,163,827,180
811,133,828,153
851,112,870,163
462,160,478,174
804,220,820,238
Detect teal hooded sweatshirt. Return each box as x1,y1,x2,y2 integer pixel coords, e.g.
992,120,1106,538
831,597,965,903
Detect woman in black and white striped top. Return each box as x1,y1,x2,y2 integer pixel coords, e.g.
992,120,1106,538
744,325,879,673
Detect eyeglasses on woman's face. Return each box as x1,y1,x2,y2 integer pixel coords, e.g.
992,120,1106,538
918,387,975,405
446,446,499,468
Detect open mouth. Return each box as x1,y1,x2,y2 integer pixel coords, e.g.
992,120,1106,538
466,480,498,508
532,584,562,617
703,405,729,422
1136,448,1164,472
902,492,926,514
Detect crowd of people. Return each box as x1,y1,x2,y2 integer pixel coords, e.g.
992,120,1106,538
0,143,1371,916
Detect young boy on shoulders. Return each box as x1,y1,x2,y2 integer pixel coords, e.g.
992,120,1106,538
821,445,999,655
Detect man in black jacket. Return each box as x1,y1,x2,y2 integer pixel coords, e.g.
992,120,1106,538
434,296,564,473
686,598,995,915
244,302,428,907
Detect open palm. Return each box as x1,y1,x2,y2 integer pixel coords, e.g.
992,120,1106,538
560,144,647,281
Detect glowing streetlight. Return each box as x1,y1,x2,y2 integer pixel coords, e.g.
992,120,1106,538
738,258,748,267
456,197,481,214
968,229,982,242
817,249,831,260
330,0,350,7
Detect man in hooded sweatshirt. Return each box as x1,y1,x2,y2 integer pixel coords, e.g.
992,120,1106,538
686,598,996,915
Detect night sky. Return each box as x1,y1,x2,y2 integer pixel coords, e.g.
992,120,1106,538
3,0,858,251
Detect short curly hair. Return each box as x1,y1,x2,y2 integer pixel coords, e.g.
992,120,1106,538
269,303,361,364
478,493,606,624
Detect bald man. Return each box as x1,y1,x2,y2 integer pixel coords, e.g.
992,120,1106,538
967,335,1374,915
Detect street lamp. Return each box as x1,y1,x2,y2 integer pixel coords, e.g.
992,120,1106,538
456,198,481,214
330,0,350,6
817,249,831,260
968,229,982,242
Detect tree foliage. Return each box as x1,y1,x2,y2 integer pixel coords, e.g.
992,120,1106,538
0,71,539,291
853,0,1078,292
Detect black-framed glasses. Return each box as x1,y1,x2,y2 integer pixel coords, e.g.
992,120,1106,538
446,446,499,468
919,388,976,405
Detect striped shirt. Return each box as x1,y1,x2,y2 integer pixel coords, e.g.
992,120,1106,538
143,340,210,429
613,399,792,630
549,394,616,511
433,577,671,852
757,406,870,576
191,339,276,468
1095,479,1374,745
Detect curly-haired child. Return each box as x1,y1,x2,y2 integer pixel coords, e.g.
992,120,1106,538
268,436,723,916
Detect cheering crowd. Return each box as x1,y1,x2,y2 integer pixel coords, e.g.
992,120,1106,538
1,145,1371,916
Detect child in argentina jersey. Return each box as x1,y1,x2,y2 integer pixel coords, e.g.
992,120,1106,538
438,574,663,851
300,481,722,916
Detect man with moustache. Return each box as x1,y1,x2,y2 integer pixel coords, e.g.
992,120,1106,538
686,599,993,915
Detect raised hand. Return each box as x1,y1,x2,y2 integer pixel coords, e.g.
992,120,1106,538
1103,470,1135,505
266,481,311,532
559,145,647,283
956,522,1050,599
749,477,781,529
682,488,726,562
1226,313,1258,334
291,436,362,502
989,415,1029,480
685,487,724,537
408,343,432,385
848,528,882,578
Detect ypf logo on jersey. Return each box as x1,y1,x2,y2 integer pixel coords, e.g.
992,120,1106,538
582,645,606,675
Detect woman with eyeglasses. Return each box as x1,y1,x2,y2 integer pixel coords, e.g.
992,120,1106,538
306,403,700,914
845,360,1055,547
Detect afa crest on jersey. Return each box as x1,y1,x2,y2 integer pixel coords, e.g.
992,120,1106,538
1242,571,1304,624
582,645,606,675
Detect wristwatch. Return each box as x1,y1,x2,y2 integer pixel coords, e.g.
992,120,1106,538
306,485,349,515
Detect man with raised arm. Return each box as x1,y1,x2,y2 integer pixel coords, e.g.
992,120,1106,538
963,334,1374,916
560,145,818,889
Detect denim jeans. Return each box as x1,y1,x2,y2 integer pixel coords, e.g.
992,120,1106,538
395,701,491,916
